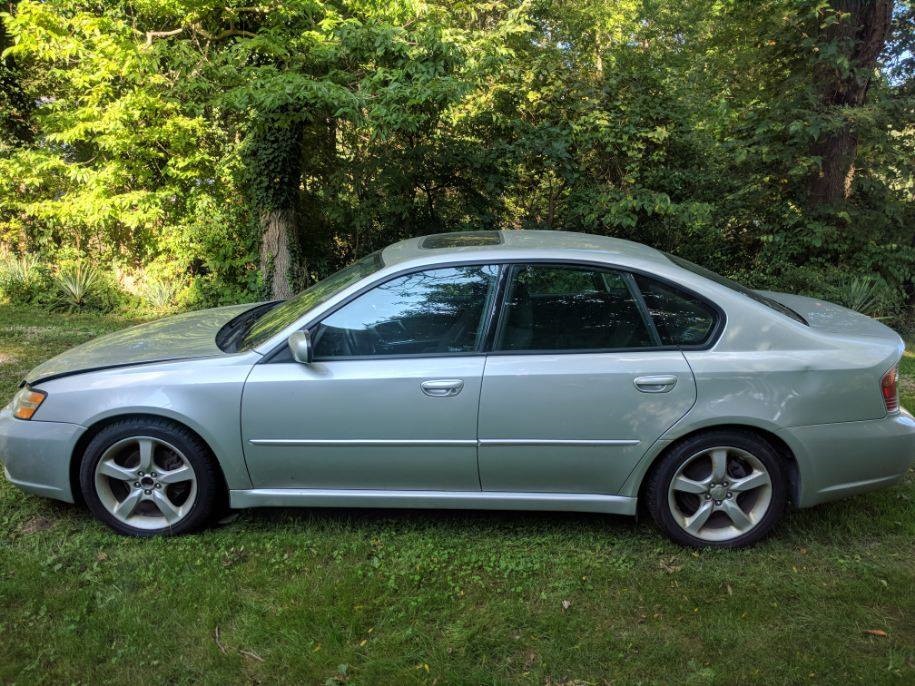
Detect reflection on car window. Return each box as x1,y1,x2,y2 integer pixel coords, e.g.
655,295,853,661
239,252,384,351
495,265,653,351
312,265,499,358
665,252,807,325
634,275,716,346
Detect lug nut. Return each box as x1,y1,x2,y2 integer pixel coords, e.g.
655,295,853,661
150,472,157,477
134,481,140,487
144,489,152,495
155,483,162,489
705,494,711,500
714,500,722,506
138,471,144,477
727,492,733,498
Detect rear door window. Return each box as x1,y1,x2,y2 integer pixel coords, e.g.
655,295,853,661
494,265,654,351
634,275,717,346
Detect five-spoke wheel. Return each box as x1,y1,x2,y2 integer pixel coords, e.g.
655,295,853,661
647,430,787,548
80,418,219,536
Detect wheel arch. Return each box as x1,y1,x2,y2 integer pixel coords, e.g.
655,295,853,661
630,423,800,509
69,412,229,507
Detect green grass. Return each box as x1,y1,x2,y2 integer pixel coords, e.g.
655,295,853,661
0,303,913,685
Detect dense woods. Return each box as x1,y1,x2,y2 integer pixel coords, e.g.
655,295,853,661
0,1,913,323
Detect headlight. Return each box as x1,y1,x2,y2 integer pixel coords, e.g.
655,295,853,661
11,387,46,420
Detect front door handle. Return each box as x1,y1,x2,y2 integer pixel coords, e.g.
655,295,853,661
634,375,678,393
421,379,464,397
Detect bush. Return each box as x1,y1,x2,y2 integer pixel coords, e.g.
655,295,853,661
0,253,51,304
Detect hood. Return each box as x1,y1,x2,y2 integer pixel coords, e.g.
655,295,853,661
758,290,903,346
25,303,257,385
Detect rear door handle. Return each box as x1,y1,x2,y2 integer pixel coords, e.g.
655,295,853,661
421,379,464,397
634,375,678,393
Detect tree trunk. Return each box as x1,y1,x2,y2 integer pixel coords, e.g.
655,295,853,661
808,0,893,208
259,209,294,299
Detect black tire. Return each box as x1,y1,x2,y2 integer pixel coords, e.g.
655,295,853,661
645,430,787,549
79,417,221,536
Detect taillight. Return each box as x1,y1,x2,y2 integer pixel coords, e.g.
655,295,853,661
881,366,899,413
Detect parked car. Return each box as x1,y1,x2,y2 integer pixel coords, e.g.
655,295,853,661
2,231,912,547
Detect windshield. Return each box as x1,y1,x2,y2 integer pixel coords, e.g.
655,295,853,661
665,253,807,325
239,251,385,350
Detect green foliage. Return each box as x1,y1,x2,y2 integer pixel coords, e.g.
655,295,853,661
0,0,912,323
53,262,99,311
0,251,47,304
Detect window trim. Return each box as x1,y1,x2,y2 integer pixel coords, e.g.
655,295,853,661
261,258,725,363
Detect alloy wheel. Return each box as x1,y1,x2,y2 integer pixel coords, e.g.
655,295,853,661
666,445,773,542
93,436,198,530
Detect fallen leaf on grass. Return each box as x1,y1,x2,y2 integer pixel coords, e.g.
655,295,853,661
19,516,53,534
660,557,682,573
863,629,888,638
561,599,572,611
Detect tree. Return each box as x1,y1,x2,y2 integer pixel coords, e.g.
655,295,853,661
808,0,894,208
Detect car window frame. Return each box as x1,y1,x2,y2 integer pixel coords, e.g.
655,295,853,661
261,258,725,363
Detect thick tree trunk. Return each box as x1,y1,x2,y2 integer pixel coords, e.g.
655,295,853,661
259,209,294,299
808,0,893,208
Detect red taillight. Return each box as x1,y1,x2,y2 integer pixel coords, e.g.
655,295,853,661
881,366,899,413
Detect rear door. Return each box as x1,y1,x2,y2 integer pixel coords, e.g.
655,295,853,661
478,263,711,494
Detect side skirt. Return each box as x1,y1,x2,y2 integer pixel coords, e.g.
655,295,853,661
229,488,637,516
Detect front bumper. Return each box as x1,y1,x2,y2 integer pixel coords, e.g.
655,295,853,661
779,410,915,508
0,404,84,503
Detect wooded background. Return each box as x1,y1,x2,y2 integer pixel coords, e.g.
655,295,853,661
1,1,913,324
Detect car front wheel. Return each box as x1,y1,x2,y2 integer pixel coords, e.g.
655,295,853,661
79,418,220,536
645,430,787,548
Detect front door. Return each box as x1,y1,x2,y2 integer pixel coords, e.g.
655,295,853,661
241,264,500,490
478,263,702,494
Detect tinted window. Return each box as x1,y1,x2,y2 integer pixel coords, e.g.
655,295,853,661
312,265,499,358
495,265,653,351
634,275,716,346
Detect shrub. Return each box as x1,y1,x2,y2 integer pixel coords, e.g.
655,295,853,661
53,262,100,311
0,253,50,304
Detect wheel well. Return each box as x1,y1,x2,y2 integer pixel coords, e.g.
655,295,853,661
69,413,229,507
637,424,800,509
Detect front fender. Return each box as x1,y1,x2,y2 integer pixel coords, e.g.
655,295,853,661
32,355,259,490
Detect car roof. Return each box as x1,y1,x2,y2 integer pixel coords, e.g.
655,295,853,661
380,230,673,269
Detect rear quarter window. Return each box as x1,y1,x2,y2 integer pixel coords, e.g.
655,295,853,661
634,275,717,346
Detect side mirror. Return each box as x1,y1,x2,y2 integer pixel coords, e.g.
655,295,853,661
288,330,313,364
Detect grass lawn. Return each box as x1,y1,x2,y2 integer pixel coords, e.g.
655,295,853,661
0,303,913,685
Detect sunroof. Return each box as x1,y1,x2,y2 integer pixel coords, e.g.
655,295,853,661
420,231,503,249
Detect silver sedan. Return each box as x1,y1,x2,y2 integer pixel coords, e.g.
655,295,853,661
2,231,913,547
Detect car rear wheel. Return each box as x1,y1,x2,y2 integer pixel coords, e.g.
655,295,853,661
79,418,220,536
646,430,787,548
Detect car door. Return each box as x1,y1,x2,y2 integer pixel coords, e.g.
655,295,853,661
478,263,712,495
241,263,500,490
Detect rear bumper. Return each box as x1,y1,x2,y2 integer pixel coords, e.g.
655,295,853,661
0,405,83,503
779,410,915,508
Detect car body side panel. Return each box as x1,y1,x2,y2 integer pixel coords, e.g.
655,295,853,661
478,351,696,494
777,411,915,507
27,355,259,490
240,357,485,490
